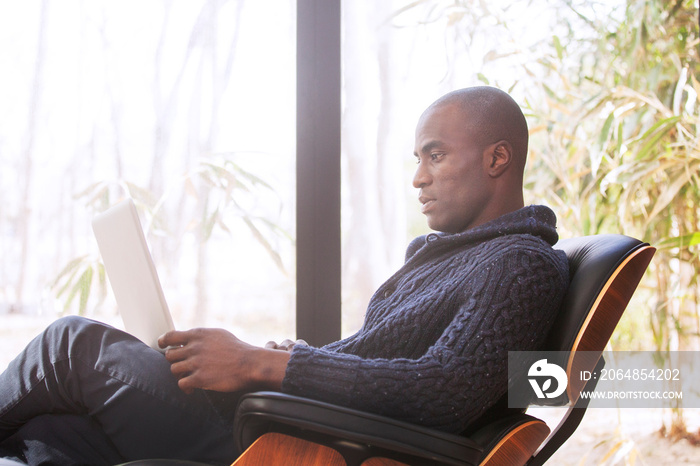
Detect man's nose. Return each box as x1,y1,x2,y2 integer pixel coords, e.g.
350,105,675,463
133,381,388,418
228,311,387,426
412,162,431,188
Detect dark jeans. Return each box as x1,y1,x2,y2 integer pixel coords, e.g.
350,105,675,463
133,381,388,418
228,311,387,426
0,316,238,465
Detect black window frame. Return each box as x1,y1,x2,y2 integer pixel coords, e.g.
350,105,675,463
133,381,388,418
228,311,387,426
296,0,342,346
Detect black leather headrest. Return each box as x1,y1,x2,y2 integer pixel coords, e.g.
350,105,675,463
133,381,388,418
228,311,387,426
547,234,646,352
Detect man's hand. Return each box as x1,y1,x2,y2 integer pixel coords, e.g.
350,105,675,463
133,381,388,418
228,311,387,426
264,339,308,351
158,328,290,395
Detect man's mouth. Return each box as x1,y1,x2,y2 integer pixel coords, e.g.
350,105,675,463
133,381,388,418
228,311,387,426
419,195,436,213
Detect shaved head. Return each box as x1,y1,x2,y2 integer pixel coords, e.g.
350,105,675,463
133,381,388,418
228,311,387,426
426,86,529,171
413,86,528,232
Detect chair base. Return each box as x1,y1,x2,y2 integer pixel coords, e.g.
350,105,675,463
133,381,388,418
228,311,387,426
478,420,550,466
233,432,346,465
233,432,418,466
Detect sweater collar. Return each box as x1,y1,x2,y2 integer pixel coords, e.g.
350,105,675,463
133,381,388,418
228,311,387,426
431,205,559,246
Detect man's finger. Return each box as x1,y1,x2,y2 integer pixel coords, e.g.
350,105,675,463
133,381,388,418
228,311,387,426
158,330,191,348
169,360,193,378
177,376,196,395
281,339,308,351
164,344,189,363
278,339,295,350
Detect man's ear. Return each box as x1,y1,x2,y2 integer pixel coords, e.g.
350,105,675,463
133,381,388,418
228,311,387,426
484,140,513,178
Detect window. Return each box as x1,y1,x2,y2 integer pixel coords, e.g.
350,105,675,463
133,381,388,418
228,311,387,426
0,1,297,367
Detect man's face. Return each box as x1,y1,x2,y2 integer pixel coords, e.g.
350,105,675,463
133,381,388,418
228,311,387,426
412,103,494,234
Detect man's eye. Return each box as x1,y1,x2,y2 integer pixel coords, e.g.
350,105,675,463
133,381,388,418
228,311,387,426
430,153,445,161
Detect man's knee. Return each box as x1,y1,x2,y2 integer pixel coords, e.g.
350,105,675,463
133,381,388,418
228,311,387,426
45,315,95,339
48,315,117,334
42,316,114,352
47,315,89,330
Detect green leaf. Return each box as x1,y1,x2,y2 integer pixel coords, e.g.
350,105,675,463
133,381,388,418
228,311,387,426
51,255,89,289
240,216,286,273
201,206,219,242
123,181,158,209
552,35,563,60
633,115,682,161
646,168,693,224
77,267,94,316
599,113,615,148
658,232,700,250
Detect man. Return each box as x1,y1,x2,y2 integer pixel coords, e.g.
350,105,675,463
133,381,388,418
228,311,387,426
0,86,569,465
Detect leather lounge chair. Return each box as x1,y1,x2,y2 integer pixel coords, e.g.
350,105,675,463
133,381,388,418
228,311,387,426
0,234,655,466
225,234,656,466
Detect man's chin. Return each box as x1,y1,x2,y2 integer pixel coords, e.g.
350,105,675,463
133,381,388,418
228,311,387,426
426,217,447,234
426,218,469,235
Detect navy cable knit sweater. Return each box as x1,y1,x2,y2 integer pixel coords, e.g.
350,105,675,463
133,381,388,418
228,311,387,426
281,205,569,433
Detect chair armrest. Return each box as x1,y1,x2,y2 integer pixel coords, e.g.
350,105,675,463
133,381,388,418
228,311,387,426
234,392,483,466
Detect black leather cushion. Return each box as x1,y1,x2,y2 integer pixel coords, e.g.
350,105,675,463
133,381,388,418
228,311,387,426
234,391,483,466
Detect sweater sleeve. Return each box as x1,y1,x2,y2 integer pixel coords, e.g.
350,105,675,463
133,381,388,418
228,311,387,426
281,242,568,433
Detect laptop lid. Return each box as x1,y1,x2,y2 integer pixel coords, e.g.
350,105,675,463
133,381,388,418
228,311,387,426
92,198,175,350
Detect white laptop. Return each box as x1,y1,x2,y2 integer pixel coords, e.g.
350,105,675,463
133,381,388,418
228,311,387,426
91,198,175,350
